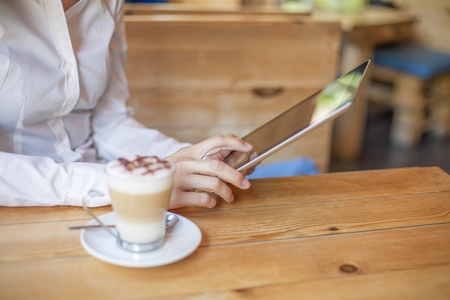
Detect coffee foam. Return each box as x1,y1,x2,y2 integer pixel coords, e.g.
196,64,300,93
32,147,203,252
106,156,174,194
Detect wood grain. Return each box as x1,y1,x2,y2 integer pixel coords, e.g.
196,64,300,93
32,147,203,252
1,167,449,299
1,224,449,299
0,167,447,224
153,264,450,300
1,190,448,263
189,191,450,246
394,0,450,52
1,167,448,260
125,20,340,89
177,166,450,211
0,205,112,226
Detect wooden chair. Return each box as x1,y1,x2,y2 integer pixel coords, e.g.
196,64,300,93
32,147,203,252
369,44,450,147
124,15,341,172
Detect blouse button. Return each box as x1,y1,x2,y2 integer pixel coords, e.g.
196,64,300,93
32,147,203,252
63,61,74,72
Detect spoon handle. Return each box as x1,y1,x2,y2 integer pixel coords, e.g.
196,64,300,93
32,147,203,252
68,214,179,230
68,224,115,230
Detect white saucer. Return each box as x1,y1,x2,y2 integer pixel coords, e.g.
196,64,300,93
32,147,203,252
80,212,202,268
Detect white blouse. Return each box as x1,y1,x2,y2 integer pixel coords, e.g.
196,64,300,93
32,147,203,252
0,0,189,206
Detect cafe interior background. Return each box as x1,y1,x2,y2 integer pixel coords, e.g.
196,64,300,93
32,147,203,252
123,0,450,176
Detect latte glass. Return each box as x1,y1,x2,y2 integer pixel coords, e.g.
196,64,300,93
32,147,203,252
105,156,175,252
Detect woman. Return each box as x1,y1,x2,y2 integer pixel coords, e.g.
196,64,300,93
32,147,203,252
0,0,255,208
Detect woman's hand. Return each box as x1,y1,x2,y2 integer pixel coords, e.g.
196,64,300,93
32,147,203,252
165,134,254,209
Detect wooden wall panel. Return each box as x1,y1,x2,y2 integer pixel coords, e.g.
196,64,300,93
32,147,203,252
395,0,450,52
125,18,341,171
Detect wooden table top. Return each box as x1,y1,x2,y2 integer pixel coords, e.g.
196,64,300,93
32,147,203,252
1,167,449,299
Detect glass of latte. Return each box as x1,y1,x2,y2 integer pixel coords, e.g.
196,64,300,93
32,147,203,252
105,156,175,252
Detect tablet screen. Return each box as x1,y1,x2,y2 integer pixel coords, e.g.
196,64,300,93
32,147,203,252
234,61,369,171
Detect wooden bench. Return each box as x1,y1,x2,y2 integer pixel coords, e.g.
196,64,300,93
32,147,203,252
124,15,341,172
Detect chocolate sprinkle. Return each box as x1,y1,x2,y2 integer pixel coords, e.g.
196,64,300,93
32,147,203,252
118,156,171,175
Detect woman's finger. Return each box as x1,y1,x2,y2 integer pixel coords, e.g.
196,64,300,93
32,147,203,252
193,135,253,159
180,159,250,190
179,174,234,203
170,190,217,209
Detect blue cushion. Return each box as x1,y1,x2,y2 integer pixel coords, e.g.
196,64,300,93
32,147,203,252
246,158,320,179
374,44,450,80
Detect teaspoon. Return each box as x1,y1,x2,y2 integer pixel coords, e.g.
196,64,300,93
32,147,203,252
68,213,179,230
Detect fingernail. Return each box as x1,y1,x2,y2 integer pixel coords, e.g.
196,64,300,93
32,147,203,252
244,142,252,149
242,178,251,189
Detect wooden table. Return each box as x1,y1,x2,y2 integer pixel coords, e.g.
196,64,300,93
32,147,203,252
1,167,450,299
311,6,417,161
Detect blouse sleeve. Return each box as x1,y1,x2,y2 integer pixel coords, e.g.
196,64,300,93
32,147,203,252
0,151,110,207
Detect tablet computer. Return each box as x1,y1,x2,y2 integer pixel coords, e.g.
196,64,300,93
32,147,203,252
233,60,370,172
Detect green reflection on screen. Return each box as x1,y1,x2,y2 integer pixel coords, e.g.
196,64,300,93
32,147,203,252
312,71,363,122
